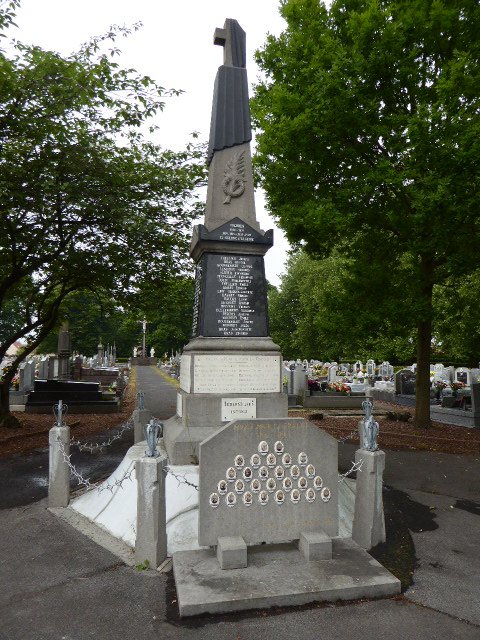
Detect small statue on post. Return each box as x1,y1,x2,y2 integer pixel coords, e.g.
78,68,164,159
359,399,379,452
53,399,68,427
144,419,163,458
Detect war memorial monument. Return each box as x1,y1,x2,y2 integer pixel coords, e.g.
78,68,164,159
167,19,399,616
163,18,288,465
53,18,400,620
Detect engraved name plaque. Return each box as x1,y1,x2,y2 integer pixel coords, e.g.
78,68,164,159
221,397,256,421
193,355,281,394
192,253,268,338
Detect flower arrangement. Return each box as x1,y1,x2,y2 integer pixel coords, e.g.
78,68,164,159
451,381,467,392
11,374,19,390
434,381,448,391
329,382,351,395
313,365,328,376
308,378,321,391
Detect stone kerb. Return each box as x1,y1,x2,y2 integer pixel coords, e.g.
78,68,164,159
198,418,338,548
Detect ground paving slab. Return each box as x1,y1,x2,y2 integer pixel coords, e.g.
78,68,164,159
173,537,400,617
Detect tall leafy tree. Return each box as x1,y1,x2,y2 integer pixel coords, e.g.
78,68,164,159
252,0,480,427
269,250,416,361
0,2,206,426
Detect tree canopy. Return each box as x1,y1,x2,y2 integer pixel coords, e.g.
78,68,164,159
0,1,206,424
252,0,480,426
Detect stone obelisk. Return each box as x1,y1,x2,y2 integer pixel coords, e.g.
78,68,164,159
164,19,287,464
57,322,72,381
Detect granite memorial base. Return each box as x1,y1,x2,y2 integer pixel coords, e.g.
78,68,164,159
173,537,401,617
164,390,288,465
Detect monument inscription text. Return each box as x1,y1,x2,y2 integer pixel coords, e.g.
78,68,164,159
195,253,268,338
193,355,280,394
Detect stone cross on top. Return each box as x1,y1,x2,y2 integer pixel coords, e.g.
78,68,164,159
214,19,246,68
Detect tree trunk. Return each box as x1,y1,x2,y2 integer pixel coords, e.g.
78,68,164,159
0,378,20,428
415,257,434,429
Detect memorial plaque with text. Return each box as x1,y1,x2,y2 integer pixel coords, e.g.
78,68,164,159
192,253,268,338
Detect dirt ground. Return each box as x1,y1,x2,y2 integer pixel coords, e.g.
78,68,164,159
298,401,480,456
1,376,479,458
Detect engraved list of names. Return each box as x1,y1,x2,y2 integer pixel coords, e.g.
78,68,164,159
198,253,268,337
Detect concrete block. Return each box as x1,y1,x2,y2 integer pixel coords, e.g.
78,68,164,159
133,408,152,444
216,536,247,570
298,530,332,561
48,425,70,508
352,449,386,550
173,537,401,617
135,455,167,569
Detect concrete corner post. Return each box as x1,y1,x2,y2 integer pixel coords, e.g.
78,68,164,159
48,425,71,508
352,449,386,550
133,408,153,444
135,455,168,569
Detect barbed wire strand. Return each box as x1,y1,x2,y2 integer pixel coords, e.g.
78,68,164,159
338,458,364,483
56,436,135,493
163,466,199,491
69,417,134,453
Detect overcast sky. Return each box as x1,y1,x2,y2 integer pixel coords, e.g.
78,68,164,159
14,0,290,285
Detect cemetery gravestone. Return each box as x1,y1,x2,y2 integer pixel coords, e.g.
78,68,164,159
366,359,376,376
455,367,471,386
57,322,72,381
395,369,415,395
39,356,49,380
23,360,35,392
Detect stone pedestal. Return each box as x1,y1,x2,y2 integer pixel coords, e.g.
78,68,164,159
165,339,288,464
216,536,247,570
352,449,386,550
48,425,70,508
298,531,332,561
135,455,167,569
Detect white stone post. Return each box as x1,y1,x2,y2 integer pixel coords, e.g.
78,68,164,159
48,425,70,508
135,455,168,568
133,408,153,443
352,449,386,550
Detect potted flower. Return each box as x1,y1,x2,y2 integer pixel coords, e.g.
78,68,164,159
434,380,447,401
450,381,466,397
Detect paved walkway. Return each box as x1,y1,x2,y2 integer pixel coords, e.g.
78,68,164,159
135,365,178,419
0,367,479,638
0,366,178,509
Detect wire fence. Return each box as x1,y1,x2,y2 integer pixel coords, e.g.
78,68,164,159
69,416,134,453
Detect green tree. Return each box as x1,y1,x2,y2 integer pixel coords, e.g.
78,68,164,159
269,250,416,362
37,291,132,357
433,271,480,365
0,2,206,426
252,0,480,427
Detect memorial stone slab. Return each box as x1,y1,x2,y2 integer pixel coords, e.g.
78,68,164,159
198,418,338,547
23,360,35,392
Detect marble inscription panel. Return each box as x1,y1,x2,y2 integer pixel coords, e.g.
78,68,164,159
193,355,280,394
